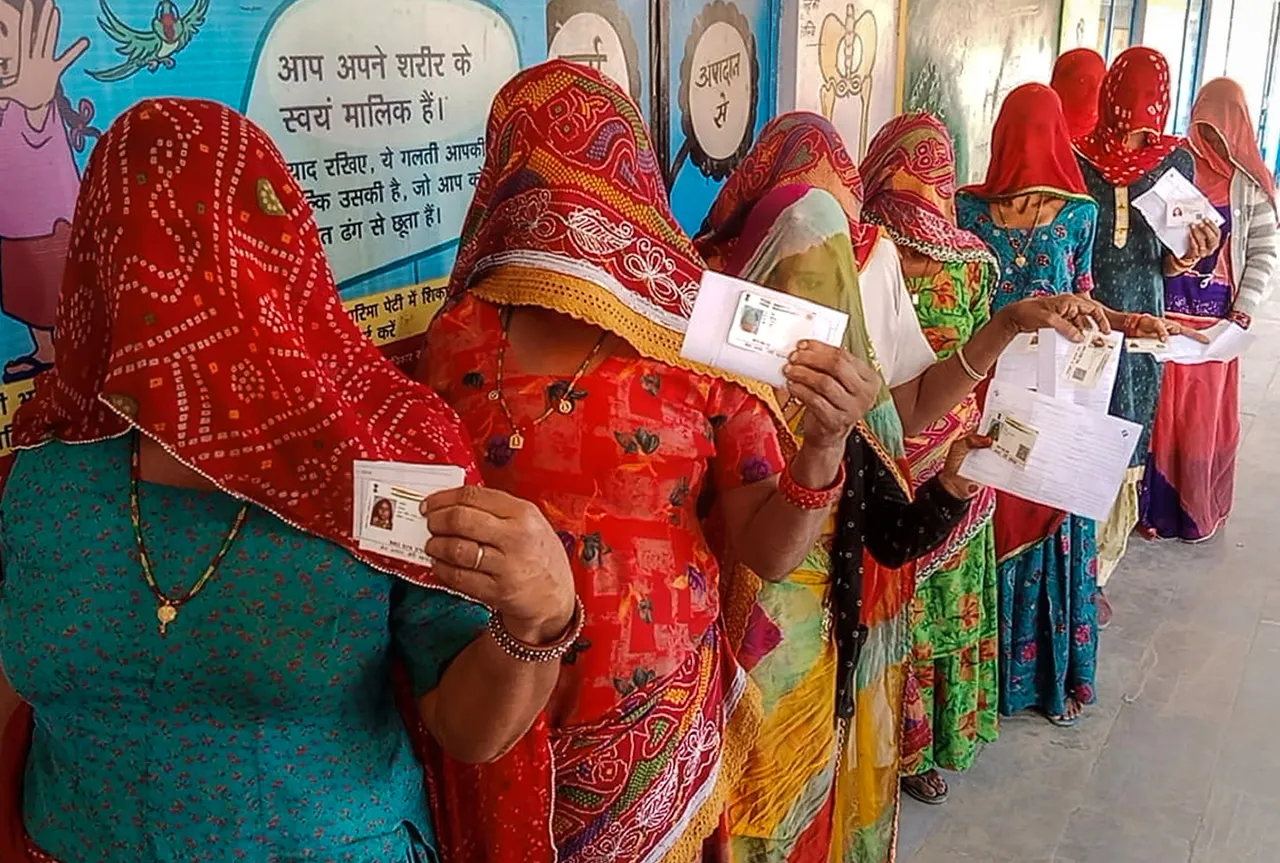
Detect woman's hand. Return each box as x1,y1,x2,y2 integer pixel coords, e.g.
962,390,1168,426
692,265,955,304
1183,219,1222,266
937,434,992,500
1129,313,1211,343
784,341,881,450
421,486,576,644
997,294,1112,342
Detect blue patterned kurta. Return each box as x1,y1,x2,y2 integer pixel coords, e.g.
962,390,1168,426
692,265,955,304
957,194,1101,716
0,438,490,863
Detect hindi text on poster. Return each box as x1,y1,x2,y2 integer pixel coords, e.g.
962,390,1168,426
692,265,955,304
244,0,519,286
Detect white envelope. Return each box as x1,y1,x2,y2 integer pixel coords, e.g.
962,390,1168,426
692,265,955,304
1132,169,1225,259
682,271,848,387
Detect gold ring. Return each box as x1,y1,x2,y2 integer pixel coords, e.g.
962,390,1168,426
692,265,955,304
473,544,485,571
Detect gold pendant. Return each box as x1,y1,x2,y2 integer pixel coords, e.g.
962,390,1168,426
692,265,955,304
508,431,525,450
487,390,500,401
557,398,573,415
1015,255,1027,268
157,602,178,635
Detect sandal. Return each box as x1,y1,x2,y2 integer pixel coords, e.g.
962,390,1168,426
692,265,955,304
1047,698,1083,728
3,355,53,384
902,771,949,805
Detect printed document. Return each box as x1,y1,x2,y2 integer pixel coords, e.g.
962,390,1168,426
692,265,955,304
1126,320,1255,364
960,384,1142,522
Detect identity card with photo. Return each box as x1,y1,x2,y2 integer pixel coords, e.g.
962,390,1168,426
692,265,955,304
352,460,467,566
681,271,848,388
986,411,1039,469
1063,330,1121,389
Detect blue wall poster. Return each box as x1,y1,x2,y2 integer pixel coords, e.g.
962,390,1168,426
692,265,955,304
0,0,777,459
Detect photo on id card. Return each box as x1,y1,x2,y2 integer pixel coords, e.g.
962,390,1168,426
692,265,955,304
1063,331,1119,389
726,291,817,360
986,411,1039,468
362,480,431,565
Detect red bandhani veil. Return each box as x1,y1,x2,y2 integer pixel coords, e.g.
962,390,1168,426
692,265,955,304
695,111,883,271
1077,46,1183,187
0,98,484,861
1052,49,1108,140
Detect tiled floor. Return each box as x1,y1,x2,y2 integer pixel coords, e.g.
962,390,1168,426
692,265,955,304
902,295,1280,863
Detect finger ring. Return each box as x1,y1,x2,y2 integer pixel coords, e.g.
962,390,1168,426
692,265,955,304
473,544,486,571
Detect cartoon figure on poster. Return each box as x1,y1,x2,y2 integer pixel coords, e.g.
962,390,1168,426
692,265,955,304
87,0,209,82
0,0,96,384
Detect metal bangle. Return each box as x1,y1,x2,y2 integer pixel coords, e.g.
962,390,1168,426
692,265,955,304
488,595,585,663
955,344,986,382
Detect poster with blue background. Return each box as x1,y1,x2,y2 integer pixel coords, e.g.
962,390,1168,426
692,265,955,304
0,0,778,456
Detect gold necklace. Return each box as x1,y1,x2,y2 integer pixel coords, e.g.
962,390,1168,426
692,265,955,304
130,434,249,636
1002,194,1047,268
488,307,610,450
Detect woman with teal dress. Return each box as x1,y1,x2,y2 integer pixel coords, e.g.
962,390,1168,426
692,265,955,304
957,83,1105,726
860,113,1000,803
1074,47,1221,591
0,99,580,863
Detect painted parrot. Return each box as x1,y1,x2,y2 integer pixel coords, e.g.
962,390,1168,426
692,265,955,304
88,0,210,83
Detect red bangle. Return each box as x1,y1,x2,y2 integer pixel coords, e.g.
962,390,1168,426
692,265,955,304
1121,313,1142,337
779,461,846,510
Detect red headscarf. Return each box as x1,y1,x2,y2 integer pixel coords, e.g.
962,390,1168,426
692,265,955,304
1052,49,1107,140
12,97,480,586
860,112,996,264
695,111,883,270
1077,46,1183,187
961,83,1091,201
448,58,702,330
1188,77,1277,209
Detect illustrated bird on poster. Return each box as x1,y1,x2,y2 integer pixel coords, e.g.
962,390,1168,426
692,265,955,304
88,0,210,83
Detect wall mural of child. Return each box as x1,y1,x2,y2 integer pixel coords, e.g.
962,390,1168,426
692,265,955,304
0,0,97,384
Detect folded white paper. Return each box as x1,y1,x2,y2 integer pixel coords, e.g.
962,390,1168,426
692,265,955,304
682,271,849,387
960,384,1142,522
1132,169,1226,259
353,460,467,565
1125,319,1255,365
993,332,1041,392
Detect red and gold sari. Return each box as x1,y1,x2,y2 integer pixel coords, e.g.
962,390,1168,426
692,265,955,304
418,60,788,863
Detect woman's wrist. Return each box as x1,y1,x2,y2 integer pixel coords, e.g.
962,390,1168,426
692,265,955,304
937,470,981,501
789,439,845,490
500,596,578,645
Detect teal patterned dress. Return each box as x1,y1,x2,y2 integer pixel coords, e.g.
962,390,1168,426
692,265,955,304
957,193,1101,717
1079,148,1195,466
0,437,490,863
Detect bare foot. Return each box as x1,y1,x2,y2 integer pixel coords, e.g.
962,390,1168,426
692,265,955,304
1097,592,1113,629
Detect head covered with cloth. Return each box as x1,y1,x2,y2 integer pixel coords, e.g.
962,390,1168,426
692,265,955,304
422,59,843,863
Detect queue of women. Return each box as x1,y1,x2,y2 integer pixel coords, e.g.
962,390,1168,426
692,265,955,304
0,39,1271,863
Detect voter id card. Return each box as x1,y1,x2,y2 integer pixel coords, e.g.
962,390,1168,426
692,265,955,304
1167,198,1214,227
353,460,466,566
726,291,819,360
986,412,1039,469
1063,331,1121,389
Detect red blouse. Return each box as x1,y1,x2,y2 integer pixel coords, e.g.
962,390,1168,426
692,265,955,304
422,295,785,726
